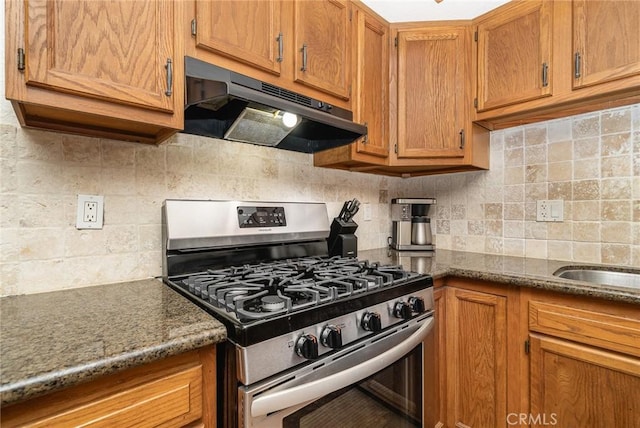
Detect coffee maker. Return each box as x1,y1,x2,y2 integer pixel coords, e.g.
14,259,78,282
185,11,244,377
390,198,436,251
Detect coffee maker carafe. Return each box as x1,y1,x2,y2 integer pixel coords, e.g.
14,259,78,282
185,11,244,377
390,198,435,251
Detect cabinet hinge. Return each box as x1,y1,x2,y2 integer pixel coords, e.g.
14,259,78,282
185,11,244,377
191,19,197,36
524,339,530,354
394,37,398,48
17,48,25,72
473,98,478,108
474,31,478,42
394,144,398,154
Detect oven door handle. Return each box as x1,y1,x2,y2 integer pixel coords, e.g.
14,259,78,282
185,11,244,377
251,316,434,418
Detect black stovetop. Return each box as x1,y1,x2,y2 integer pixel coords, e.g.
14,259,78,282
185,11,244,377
165,256,433,347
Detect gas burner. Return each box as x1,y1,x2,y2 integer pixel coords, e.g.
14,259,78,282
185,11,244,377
261,295,286,311
177,256,420,322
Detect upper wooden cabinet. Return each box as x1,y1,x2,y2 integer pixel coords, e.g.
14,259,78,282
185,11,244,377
388,24,489,174
5,0,183,143
475,0,553,111
315,21,490,177
396,26,468,159
189,0,352,108
313,3,389,171
293,0,352,100
194,0,283,75
572,0,640,90
474,0,640,129
353,6,389,158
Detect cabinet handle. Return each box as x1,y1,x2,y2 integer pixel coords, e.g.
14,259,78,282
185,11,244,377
276,33,284,63
459,129,465,149
17,48,25,72
165,58,173,96
300,44,308,71
541,62,549,87
574,52,581,78
363,122,368,144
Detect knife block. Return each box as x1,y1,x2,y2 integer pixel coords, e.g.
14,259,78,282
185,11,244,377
327,218,358,258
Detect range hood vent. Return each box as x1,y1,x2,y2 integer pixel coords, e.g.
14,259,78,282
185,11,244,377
183,57,367,153
261,83,313,106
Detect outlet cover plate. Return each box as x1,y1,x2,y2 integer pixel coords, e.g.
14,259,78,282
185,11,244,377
536,199,563,222
76,194,104,229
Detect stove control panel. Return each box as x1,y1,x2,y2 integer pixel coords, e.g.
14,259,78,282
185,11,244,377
237,286,434,383
284,288,434,362
238,206,287,228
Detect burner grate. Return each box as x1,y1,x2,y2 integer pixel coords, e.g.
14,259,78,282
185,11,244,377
177,256,419,322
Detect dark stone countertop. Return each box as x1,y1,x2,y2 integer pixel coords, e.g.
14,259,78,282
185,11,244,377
2,250,638,407
358,248,640,305
0,278,226,407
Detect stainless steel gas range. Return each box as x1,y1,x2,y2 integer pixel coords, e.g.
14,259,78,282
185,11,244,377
162,199,435,428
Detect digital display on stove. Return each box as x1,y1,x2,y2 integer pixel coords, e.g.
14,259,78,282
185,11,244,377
238,206,287,228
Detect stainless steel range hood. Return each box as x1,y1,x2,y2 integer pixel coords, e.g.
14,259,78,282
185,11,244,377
183,57,367,153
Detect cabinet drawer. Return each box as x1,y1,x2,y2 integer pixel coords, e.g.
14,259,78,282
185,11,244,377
2,362,204,428
529,300,640,357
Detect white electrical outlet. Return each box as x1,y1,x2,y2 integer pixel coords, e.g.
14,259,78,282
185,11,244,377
536,199,564,222
76,195,104,229
363,203,372,221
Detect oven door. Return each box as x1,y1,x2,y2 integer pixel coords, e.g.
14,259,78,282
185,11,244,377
240,312,434,428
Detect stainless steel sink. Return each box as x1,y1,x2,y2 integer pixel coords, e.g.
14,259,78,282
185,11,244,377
553,267,640,289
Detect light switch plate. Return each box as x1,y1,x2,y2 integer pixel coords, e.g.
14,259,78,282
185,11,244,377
363,203,372,221
76,194,104,229
536,199,563,222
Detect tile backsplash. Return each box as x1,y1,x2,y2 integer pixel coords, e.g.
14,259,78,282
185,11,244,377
426,103,640,267
1,124,426,295
1,58,638,298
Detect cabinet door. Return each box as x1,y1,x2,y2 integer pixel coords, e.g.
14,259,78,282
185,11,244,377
424,287,446,428
195,0,283,75
294,0,351,100
353,8,389,158
24,0,175,112
476,0,552,111
572,0,640,90
530,335,640,428
397,27,467,159
446,287,508,428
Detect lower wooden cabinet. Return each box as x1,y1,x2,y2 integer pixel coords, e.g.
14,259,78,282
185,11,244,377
1,346,216,428
435,279,640,428
529,334,640,428
437,279,522,428
526,291,640,428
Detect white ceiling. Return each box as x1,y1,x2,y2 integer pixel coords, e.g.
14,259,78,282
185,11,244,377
360,0,511,22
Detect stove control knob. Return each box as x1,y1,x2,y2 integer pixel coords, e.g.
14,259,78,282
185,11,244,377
295,334,319,360
361,312,382,332
409,296,426,314
320,325,342,349
394,301,412,320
